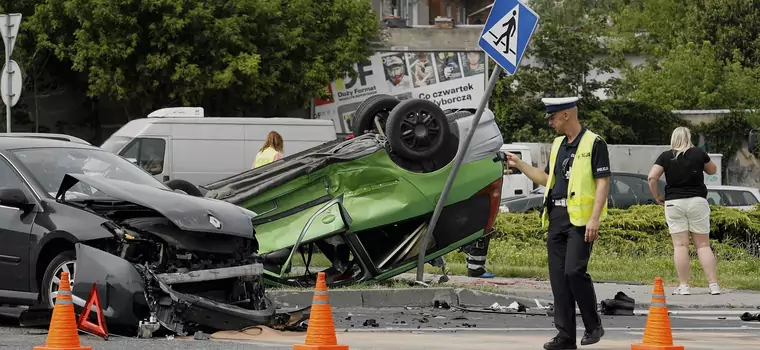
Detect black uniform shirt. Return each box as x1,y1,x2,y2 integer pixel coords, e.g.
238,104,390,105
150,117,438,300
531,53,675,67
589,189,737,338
544,127,611,200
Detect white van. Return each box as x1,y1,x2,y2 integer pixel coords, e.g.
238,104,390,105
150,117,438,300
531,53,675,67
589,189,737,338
100,107,338,185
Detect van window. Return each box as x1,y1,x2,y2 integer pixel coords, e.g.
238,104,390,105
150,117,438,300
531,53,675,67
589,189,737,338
505,151,523,175
119,138,166,175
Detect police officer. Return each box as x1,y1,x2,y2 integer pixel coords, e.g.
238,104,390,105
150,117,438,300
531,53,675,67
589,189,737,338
503,96,609,350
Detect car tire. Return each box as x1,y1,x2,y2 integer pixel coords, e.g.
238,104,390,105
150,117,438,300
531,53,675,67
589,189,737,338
351,94,400,136
41,250,76,309
165,179,203,197
386,98,451,161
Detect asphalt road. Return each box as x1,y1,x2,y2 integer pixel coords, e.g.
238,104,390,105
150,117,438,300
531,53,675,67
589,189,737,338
2,307,760,349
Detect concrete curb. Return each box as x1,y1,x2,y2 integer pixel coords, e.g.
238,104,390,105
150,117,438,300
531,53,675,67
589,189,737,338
267,288,459,309
267,287,552,310
267,287,760,313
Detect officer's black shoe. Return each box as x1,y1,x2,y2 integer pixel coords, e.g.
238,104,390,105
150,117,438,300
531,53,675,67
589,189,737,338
580,326,605,345
543,336,577,350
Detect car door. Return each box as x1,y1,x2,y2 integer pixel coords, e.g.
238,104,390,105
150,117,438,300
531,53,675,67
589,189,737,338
118,136,172,182
609,175,640,209
0,155,37,293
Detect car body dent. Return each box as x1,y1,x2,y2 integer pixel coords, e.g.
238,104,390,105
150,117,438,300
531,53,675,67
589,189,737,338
56,173,256,239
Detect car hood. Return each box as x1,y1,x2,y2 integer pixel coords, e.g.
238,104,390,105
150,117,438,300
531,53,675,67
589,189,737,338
56,174,256,239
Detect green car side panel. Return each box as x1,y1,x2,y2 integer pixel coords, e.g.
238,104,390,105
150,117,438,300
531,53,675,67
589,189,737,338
244,149,502,254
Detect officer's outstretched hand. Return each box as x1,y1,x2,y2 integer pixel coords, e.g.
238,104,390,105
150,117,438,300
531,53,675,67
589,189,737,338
503,151,522,168
585,218,600,242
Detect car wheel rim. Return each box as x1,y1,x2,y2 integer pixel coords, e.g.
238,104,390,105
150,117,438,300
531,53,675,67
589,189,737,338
49,260,76,307
399,109,440,151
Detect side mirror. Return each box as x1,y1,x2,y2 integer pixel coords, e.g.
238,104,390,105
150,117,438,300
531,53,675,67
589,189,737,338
0,187,29,209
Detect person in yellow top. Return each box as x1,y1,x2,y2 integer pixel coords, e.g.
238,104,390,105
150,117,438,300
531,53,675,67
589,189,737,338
253,131,284,168
502,96,610,350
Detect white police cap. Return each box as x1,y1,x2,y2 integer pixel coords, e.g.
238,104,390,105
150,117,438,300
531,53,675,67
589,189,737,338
542,96,580,119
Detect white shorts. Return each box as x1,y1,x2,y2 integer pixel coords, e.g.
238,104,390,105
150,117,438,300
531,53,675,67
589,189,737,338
664,197,711,234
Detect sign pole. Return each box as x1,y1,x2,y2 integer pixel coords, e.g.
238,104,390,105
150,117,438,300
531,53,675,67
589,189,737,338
4,15,10,133
415,64,502,282
414,0,540,283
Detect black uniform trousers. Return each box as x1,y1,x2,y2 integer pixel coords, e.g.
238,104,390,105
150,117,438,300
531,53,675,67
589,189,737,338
547,204,601,342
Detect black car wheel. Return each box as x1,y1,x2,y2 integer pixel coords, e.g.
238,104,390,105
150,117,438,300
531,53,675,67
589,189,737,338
350,94,400,136
165,179,203,197
41,250,76,308
386,99,451,161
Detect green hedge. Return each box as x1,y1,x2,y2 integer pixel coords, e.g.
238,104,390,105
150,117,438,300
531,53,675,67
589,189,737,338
491,204,760,260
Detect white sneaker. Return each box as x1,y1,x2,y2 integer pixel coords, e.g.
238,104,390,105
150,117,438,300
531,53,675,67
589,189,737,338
672,285,691,295
708,283,721,295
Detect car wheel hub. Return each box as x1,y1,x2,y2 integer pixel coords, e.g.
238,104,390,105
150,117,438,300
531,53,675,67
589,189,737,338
49,260,76,307
400,110,440,150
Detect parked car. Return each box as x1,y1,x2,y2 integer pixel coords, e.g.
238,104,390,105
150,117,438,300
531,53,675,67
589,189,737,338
706,185,760,210
200,96,506,288
0,137,305,336
500,172,667,213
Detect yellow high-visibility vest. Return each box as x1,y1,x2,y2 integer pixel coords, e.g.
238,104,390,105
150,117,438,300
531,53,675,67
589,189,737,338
253,147,280,168
541,129,608,227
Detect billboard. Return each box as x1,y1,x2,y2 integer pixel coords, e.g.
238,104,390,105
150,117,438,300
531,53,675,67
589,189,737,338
314,50,488,134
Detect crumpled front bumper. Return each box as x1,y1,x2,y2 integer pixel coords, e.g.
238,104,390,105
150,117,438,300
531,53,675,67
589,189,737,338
72,243,309,335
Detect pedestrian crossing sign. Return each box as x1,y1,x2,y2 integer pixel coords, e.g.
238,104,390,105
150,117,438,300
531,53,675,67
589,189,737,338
478,0,540,75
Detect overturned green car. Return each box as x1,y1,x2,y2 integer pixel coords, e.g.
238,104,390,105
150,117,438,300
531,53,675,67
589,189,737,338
199,96,505,288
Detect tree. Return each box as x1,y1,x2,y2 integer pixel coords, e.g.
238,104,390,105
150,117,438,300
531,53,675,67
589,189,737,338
613,41,760,110
28,0,382,118
607,0,760,110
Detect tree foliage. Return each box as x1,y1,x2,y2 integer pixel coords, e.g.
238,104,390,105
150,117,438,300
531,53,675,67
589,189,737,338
28,0,381,117
608,0,760,110
613,41,760,110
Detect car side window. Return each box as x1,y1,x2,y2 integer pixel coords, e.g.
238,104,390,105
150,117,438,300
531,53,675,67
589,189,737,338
723,190,759,206
706,191,723,205
119,138,166,175
611,176,635,195
0,157,33,203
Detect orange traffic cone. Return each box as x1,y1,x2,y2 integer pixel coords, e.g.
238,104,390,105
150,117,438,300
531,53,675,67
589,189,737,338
293,272,348,350
631,277,684,350
34,272,92,350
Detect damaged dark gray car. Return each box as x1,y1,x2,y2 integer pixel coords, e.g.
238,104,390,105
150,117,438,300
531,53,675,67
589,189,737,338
0,138,307,337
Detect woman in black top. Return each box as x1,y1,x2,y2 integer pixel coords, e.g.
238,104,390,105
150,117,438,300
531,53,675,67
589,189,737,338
647,127,720,296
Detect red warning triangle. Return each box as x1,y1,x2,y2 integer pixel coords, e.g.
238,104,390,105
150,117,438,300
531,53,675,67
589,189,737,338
77,283,109,340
